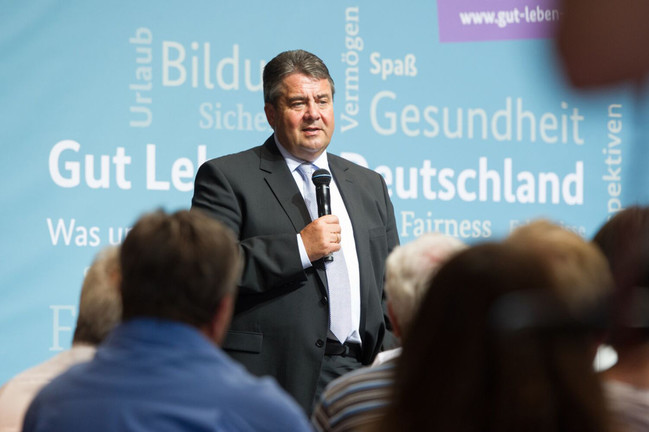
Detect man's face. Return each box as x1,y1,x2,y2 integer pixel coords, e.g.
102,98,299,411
265,73,335,162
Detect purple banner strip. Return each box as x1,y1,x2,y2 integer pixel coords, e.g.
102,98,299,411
437,0,561,42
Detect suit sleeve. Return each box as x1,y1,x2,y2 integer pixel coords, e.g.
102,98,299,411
192,160,308,296
382,174,400,254
379,173,400,349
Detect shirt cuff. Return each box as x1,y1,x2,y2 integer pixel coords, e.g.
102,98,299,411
297,234,313,269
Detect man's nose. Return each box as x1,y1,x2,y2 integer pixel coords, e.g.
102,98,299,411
304,101,320,120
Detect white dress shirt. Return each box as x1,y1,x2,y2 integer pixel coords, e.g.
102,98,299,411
275,138,361,344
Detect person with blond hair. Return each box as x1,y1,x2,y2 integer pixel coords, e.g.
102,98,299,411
312,233,465,432
0,246,121,432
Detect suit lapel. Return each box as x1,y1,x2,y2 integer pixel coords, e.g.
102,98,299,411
259,136,329,292
259,137,311,232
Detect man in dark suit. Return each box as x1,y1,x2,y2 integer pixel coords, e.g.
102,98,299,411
192,49,399,414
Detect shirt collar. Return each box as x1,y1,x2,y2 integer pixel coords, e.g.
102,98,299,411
274,134,330,173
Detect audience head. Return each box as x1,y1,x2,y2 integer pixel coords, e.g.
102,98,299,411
379,242,609,432
263,49,335,106
507,220,613,316
72,246,122,345
120,209,240,342
593,206,649,351
384,232,465,339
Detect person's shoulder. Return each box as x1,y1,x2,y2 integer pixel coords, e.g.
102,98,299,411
31,359,93,402
222,362,296,407
21,360,93,430
252,378,311,425
328,153,393,203
313,362,396,431
219,367,311,430
204,136,275,166
329,153,385,185
329,153,371,172
0,349,92,410
323,361,395,401
202,144,262,168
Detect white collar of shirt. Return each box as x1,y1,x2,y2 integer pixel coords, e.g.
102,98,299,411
274,135,330,174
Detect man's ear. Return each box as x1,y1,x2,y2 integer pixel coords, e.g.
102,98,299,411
205,294,234,346
264,103,276,130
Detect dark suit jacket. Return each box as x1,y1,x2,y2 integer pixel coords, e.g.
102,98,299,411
191,136,399,412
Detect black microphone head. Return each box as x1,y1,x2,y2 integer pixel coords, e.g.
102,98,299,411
312,168,331,186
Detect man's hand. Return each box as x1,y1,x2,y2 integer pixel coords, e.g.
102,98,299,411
300,215,342,262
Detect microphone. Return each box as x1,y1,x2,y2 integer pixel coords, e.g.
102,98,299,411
312,168,334,262
312,169,332,217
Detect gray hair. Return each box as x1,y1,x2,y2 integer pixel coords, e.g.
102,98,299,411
73,246,122,345
385,233,466,336
263,49,335,105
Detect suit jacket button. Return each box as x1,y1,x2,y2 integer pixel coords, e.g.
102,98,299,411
315,339,324,348
321,296,328,305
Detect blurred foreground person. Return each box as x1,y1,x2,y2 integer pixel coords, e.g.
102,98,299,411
507,220,613,340
375,243,610,432
0,246,121,432
556,0,649,88
312,233,465,431
22,210,311,432
594,206,649,432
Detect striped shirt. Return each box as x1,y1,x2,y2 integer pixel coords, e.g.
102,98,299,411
311,357,396,432
604,380,649,432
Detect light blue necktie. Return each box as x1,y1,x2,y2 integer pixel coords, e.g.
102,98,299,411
298,163,353,343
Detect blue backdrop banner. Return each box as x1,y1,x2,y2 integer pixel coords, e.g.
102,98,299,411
0,0,644,384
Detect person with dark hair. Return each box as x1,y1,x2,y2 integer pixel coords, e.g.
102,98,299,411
593,206,649,432
192,49,399,413
375,243,610,432
22,210,311,432
0,246,121,432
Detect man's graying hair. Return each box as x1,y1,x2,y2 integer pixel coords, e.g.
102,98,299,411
263,49,335,105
